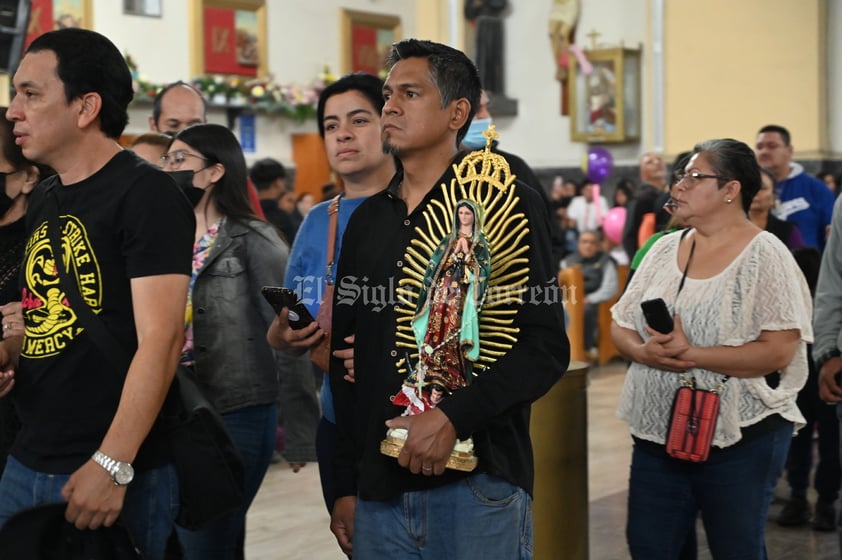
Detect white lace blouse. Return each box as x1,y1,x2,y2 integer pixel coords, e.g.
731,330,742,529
612,230,813,448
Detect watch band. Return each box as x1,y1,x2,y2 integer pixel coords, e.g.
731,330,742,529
91,450,134,486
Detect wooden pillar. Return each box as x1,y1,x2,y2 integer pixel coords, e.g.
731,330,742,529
530,360,589,560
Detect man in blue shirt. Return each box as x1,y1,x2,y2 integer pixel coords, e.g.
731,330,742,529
756,124,834,250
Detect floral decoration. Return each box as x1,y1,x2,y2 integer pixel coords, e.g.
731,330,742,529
125,53,336,121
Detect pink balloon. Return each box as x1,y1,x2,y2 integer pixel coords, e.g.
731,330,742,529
603,207,626,244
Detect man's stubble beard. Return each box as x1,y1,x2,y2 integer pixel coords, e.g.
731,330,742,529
382,138,401,157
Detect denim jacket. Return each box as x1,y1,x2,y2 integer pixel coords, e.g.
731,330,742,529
191,217,288,413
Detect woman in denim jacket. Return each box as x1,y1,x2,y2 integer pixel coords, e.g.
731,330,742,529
162,123,288,559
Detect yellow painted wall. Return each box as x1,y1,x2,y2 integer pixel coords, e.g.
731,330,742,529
664,0,826,157
415,1,446,45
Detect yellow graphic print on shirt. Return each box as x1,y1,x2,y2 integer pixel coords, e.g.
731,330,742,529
21,216,102,358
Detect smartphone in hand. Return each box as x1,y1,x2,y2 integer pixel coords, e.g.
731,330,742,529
641,298,674,334
261,286,316,329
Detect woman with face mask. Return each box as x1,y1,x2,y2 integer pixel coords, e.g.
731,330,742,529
161,124,288,559
0,109,51,475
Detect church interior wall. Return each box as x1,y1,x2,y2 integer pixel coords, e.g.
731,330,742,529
11,0,838,192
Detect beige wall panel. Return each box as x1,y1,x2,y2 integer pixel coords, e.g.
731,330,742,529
664,0,825,157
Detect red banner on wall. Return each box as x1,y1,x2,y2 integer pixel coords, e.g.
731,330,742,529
25,0,87,50
351,25,378,75
203,6,257,77
25,0,52,49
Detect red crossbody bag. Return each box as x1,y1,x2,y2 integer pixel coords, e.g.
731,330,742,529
665,375,729,462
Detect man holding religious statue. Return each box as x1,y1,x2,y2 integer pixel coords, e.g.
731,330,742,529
328,38,568,558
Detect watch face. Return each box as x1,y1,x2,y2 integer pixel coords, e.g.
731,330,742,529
114,463,134,486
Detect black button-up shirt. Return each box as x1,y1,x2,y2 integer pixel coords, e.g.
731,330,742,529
330,156,569,501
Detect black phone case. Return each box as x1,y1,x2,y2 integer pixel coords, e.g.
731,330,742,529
641,298,674,334
260,286,316,329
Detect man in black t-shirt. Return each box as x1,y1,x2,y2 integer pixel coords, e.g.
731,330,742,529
0,30,194,560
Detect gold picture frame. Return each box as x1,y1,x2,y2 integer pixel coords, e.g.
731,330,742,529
569,47,641,143
340,9,401,77
189,0,267,78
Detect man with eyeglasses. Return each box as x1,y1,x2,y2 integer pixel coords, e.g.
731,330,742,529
756,124,834,251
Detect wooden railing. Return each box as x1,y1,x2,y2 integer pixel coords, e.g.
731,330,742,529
558,264,630,365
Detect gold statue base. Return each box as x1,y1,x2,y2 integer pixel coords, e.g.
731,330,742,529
380,432,478,472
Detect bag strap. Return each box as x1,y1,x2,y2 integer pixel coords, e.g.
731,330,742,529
45,190,132,375
675,228,730,391
324,195,341,286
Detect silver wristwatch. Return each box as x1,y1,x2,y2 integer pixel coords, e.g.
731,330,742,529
91,450,135,486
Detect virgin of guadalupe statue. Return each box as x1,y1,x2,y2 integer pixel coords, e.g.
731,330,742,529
390,200,491,416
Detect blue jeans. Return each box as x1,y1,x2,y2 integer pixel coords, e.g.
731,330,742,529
177,402,277,560
0,455,178,560
627,422,792,560
354,473,533,560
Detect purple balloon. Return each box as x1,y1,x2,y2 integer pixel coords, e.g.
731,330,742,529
586,146,614,184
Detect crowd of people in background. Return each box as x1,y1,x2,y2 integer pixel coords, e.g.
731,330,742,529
0,23,836,560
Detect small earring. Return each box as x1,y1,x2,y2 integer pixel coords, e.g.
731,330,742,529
726,198,732,203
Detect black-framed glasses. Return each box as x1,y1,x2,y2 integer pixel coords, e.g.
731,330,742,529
675,171,731,189
160,150,209,169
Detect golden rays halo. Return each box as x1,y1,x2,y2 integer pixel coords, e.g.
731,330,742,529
394,125,531,375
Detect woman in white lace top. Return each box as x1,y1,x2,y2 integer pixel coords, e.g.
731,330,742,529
610,138,813,559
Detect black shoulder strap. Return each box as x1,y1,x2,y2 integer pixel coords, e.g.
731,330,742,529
44,190,131,375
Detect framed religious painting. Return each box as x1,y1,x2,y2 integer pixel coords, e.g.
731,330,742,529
569,47,641,143
340,9,401,78
189,0,267,78
25,0,92,49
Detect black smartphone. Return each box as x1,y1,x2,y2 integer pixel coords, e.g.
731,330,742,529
641,298,674,334
261,286,316,329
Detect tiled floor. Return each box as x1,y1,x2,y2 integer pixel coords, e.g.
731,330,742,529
245,361,842,559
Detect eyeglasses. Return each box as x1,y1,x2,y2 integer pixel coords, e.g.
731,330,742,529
160,150,209,169
674,171,731,189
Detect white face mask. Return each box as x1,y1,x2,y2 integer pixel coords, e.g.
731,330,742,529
463,118,493,150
